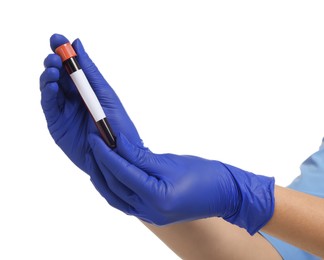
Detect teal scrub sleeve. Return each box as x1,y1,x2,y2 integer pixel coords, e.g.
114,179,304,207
260,138,324,260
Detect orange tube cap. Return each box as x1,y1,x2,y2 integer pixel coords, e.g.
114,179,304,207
55,42,77,62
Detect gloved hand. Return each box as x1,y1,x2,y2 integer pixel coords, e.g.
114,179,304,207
39,33,143,179
89,133,275,235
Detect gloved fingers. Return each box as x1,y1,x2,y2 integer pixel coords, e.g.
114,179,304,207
39,67,60,91
40,82,61,122
89,168,136,215
40,64,66,118
43,53,62,69
40,54,74,99
89,134,154,199
94,149,142,208
86,152,138,214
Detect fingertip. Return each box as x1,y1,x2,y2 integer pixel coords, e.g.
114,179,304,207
41,82,59,97
50,33,70,52
39,67,60,91
44,53,62,68
41,82,59,111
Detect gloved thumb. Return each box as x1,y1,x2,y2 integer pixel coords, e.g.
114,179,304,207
72,38,106,83
71,37,121,110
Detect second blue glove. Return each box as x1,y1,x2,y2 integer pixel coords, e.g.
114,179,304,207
89,133,275,235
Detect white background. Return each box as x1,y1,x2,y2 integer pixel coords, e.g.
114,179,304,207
1,1,324,259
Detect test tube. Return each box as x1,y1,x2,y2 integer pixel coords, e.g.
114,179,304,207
55,42,116,148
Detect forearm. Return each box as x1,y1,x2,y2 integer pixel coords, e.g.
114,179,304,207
262,185,324,258
143,218,281,260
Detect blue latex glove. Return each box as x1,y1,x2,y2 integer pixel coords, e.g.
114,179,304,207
40,34,143,182
89,133,275,235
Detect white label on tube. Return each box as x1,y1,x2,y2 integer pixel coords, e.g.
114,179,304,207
70,70,106,122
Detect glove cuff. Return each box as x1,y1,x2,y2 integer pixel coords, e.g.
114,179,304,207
223,164,275,235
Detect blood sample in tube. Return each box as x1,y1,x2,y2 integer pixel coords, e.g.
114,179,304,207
55,42,116,148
